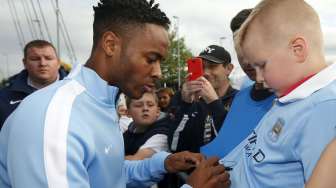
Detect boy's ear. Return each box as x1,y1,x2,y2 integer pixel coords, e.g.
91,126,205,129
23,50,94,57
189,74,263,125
290,36,308,63
101,31,121,57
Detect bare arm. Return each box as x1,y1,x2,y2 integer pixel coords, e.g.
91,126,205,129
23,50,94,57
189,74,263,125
306,139,336,188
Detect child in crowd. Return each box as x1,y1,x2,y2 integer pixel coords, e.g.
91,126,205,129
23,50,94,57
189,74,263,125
117,93,133,133
222,0,336,187
157,87,174,113
123,92,169,160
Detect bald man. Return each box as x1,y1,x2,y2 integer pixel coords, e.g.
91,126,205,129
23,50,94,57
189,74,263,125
218,0,336,187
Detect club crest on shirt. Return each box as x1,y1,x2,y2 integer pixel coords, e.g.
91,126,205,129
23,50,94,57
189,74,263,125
268,118,285,142
244,131,266,163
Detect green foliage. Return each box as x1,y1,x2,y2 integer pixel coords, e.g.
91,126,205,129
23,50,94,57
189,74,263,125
159,31,193,90
0,78,9,89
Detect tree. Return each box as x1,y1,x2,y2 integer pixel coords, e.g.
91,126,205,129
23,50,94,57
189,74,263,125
159,31,193,90
0,78,9,89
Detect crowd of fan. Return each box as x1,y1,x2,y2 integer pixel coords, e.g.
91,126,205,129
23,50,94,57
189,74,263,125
1,0,336,188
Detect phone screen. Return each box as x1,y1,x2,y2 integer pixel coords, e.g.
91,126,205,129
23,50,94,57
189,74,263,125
187,57,203,81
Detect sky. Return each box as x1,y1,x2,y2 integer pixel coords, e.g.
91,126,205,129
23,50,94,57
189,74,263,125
0,0,335,81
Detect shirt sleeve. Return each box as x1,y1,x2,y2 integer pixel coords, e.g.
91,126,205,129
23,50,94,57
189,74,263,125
139,134,168,153
293,100,336,181
0,107,93,188
0,119,11,188
124,151,170,187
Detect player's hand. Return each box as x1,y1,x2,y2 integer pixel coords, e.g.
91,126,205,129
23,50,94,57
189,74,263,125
187,157,231,188
164,151,205,173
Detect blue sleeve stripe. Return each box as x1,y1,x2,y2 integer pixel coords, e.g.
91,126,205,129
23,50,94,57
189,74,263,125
43,80,85,188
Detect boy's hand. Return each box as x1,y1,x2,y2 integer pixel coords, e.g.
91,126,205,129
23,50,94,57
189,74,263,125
164,151,204,173
187,157,231,188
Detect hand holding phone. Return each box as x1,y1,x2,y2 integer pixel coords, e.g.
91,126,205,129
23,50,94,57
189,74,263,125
187,57,203,81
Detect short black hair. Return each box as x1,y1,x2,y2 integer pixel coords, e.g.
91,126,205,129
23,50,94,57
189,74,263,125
230,8,253,33
23,40,56,59
92,0,170,48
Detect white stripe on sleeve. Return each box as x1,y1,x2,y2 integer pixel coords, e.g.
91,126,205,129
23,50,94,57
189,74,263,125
43,80,85,188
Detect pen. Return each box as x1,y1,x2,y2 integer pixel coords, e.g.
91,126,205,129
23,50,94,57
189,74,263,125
224,167,233,171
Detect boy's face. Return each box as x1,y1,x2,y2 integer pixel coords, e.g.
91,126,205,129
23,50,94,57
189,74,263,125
242,23,300,96
114,24,169,99
128,93,160,127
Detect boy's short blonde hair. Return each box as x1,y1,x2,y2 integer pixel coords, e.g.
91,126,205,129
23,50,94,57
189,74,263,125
234,0,323,56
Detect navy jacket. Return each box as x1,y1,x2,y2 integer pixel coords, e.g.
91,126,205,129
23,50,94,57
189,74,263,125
168,86,238,153
0,68,68,129
123,117,170,156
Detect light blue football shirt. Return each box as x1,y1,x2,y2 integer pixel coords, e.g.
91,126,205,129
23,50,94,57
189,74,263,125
223,63,336,188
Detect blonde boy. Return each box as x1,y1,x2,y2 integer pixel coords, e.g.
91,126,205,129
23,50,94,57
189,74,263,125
222,0,336,187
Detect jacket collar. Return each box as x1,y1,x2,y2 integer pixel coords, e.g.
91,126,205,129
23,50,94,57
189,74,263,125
222,86,238,100
8,70,35,94
279,63,336,103
8,67,68,94
67,64,119,106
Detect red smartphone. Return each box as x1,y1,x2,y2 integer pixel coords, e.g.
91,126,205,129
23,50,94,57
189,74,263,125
187,57,203,81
